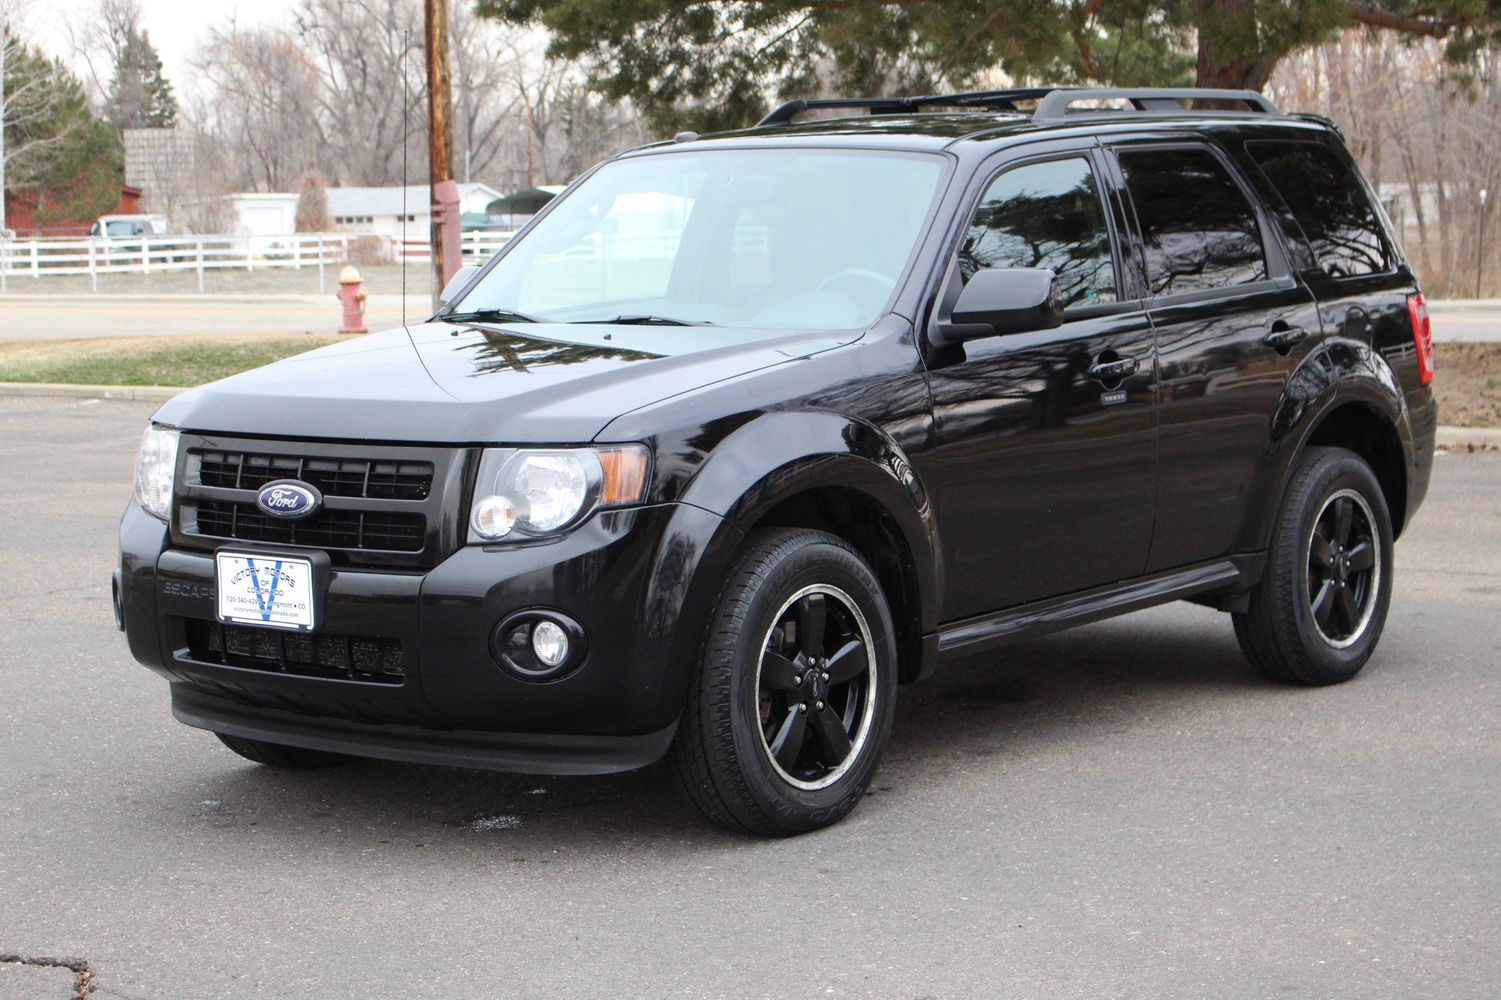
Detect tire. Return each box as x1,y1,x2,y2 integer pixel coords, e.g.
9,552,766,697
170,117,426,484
215,732,351,769
1234,446,1395,685
669,528,898,836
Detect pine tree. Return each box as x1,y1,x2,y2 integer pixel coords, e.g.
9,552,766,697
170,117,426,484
478,0,1501,133
2,30,123,227
106,28,177,131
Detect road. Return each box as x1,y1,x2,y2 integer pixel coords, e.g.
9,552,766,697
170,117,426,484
0,294,427,341
1,395,1497,999
1,294,1500,343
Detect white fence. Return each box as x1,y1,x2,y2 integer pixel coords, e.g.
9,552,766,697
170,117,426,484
0,230,515,292
394,230,516,262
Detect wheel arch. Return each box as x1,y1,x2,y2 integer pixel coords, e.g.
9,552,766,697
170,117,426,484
673,410,941,684
1300,399,1409,537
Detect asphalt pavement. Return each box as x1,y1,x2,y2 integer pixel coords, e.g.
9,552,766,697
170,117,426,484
1,294,1499,343
1,395,1497,999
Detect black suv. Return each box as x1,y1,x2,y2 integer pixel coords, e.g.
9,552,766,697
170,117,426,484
116,87,1436,835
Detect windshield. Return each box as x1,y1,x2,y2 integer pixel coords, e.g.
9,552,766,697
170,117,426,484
452,148,947,331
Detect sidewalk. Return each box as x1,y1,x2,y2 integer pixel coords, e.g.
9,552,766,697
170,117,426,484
0,293,431,341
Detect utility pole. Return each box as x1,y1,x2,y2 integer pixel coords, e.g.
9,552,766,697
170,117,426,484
424,0,460,307
1478,188,1489,300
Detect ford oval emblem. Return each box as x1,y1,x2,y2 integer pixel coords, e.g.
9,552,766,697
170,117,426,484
255,480,322,520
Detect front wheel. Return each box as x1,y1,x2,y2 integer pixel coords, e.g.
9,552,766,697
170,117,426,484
670,528,898,836
1234,446,1395,685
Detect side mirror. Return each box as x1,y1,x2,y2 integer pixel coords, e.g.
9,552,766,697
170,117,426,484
439,264,482,308
936,267,1064,345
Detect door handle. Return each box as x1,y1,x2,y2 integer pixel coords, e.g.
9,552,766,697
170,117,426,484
1263,323,1308,351
1088,356,1139,382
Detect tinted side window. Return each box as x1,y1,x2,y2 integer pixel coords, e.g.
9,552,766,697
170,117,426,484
961,157,1116,308
1118,147,1268,296
1248,140,1393,278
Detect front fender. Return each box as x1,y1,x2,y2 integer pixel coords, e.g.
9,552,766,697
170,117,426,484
684,409,938,625
644,409,940,696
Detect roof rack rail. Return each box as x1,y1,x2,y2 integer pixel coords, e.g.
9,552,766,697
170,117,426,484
757,88,1057,127
1031,87,1280,120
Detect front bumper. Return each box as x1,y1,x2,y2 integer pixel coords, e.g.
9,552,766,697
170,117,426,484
119,498,739,774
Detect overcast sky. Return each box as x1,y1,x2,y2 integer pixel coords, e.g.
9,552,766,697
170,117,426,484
31,0,298,87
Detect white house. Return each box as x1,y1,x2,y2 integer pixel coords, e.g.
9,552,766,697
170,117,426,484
326,184,504,241
227,183,505,242
227,192,298,239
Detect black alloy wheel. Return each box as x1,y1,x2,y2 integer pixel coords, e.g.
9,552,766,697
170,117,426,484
756,585,876,789
1305,489,1382,648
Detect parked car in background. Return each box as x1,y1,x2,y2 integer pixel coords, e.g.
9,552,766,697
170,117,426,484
91,214,170,239
116,86,1436,837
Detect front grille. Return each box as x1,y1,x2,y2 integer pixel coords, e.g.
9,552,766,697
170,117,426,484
184,618,406,684
174,435,465,570
198,450,433,500
193,500,425,552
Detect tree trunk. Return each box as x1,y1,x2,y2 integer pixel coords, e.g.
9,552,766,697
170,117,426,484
1194,0,1276,91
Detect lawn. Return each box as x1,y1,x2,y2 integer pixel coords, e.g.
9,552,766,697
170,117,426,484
0,335,1497,423
0,336,341,387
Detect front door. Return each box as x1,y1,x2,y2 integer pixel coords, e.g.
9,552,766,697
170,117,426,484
926,149,1158,620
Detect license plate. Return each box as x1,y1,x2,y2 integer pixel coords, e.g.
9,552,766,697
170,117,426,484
214,552,315,631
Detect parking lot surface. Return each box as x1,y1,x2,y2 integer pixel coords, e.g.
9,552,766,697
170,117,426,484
1,395,1497,999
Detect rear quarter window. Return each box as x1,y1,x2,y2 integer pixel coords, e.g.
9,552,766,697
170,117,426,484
1247,140,1394,278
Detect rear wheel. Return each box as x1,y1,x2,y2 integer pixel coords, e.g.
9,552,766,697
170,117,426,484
215,733,351,769
670,528,897,836
1234,446,1394,685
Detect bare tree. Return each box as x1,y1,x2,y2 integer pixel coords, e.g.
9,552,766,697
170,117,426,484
293,0,427,185
448,2,524,182
191,21,323,191
172,0,650,215
1270,33,1501,297
63,0,140,103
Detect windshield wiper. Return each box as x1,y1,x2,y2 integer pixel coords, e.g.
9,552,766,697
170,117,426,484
572,314,714,327
444,307,548,325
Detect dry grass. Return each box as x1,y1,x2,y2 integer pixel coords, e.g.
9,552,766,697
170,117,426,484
1,335,1497,424
0,335,340,387
1434,343,1501,428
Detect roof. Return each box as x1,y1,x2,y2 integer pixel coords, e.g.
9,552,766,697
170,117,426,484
486,185,567,215
325,183,503,217
628,87,1316,156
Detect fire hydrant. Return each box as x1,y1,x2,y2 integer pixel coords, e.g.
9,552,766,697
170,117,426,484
336,265,369,335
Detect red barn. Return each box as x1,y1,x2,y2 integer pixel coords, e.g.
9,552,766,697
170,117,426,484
4,185,144,236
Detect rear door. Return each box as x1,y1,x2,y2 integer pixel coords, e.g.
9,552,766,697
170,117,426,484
1105,138,1323,572
926,143,1158,619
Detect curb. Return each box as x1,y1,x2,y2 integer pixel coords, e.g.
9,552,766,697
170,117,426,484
1436,425,1501,450
0,381,182,402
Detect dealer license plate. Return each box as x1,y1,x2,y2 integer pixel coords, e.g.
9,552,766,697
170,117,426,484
214,552,315,631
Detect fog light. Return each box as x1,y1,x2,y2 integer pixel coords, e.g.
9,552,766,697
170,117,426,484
471,494,517,539
491,611,589,681
531,620,569,667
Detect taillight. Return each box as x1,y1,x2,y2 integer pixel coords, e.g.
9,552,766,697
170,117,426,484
1407,292,1434,386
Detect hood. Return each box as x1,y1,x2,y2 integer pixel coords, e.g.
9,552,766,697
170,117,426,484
151,321,859,444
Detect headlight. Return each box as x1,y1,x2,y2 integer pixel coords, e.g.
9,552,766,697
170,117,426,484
133,425,179,521
468,445,649,543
